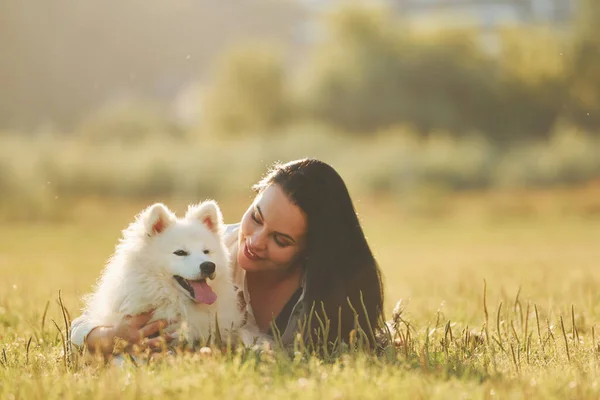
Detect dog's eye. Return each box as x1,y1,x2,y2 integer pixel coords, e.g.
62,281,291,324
203,249,210,255
173,250,189,256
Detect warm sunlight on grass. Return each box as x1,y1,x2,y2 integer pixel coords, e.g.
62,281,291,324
2,192,600,399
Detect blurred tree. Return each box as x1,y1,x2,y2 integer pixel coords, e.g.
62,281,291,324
493,27,569,142
296,5,408,133
0,0,306,131
201,42,291,136
297,5,500,137
564,0,600,132
400,32,501,137
77,99,183,144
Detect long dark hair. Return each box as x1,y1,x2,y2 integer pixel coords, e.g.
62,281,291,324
253,158,385,348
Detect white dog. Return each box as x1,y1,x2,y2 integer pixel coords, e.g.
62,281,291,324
82,200,244,351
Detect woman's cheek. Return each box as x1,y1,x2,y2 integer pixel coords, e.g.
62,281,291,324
270,248,296,267
239,214,253,239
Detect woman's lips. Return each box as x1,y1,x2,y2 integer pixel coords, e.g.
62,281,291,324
244,242,262,261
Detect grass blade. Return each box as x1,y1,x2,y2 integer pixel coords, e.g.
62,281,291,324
58,290,70,348
534,304,542,345
359,291,376,346
337,306,343,350
524,301,530,349
526,333,532,364
571,305,580,344
511,320,520,348
483,280,490,346
40,300,50,334
560,316,571,363
52,319,68,371
514,286,523,329
0,347,6,369
496,301,506,353
593,325,597,353
510,343,519,373
26,336,32,365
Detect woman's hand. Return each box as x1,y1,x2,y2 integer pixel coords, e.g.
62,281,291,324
85,311,172,356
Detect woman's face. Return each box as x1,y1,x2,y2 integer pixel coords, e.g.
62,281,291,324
237,184,307,274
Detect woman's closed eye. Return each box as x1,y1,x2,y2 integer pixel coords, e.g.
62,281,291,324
251,210,262,225
273,235,291,248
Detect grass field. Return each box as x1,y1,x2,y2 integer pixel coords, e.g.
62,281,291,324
2,190,600,399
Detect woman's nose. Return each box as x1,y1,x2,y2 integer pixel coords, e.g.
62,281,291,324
250,230,268,251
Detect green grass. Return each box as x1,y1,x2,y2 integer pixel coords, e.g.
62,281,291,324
2,195,600,399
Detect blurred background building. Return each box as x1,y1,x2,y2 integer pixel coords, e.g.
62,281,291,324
391,0,574,25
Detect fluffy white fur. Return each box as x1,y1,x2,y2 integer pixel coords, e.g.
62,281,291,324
82,200,244,345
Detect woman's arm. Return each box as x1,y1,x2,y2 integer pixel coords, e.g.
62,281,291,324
71,311,170,356
70,311,96,348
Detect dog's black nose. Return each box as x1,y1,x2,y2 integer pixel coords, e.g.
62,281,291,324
200,261,215,275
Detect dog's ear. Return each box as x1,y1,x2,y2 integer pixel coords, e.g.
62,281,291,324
141,203,176,236
185,200,224,234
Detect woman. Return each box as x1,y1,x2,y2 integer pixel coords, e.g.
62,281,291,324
71,158,385,354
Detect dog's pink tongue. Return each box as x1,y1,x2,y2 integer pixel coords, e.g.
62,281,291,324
190,280,217,304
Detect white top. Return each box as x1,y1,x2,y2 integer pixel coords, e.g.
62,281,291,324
70,223,307,349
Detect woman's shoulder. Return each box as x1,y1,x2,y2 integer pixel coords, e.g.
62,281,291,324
224,222,240,235
223,223,244,288
223,223,240,248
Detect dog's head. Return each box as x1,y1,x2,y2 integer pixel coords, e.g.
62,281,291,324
127,200,230,305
